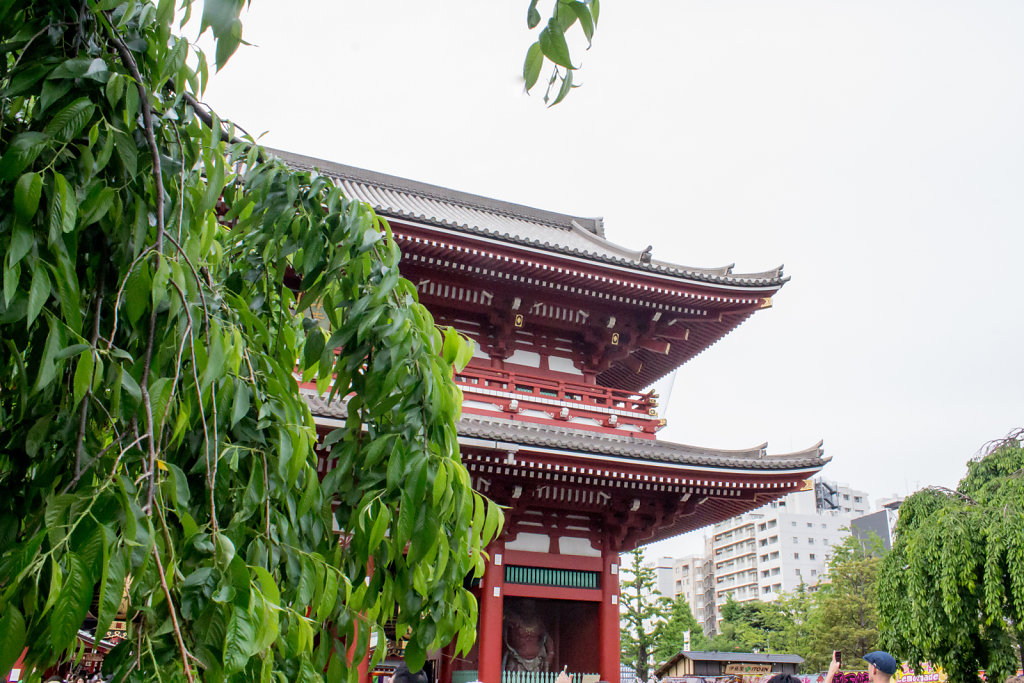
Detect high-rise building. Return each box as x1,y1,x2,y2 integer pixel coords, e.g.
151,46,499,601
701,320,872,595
669,479,869,631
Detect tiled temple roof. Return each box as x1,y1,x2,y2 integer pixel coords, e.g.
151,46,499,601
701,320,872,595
305,393,826,472
271,149,787,290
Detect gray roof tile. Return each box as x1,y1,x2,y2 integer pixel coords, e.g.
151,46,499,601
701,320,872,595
271,149,787,289
304,393,826,471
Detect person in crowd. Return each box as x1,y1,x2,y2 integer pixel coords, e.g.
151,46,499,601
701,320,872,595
862,651,898,683
765,675,802,683
391,665,429,683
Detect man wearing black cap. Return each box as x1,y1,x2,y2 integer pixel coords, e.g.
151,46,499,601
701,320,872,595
862,651,899,683
822,651,899,683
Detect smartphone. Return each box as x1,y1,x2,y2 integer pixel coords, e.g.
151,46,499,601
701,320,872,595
834,651,842,668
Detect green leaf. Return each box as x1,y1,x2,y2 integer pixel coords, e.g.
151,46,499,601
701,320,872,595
224,604,257,673
590,0,600,24
527,0,542,28
230,381,251,427
0,131,50,182
73,351,94,406
215,18,243,70
523,42,544,92
149,376,173,433
123,263,151,325
96,545,126,642
303,326,325,370
113,128,137,178
165,461,191,507
568,2,595,45
14,172,43,222
52,553,93,651
7,223,33,268
441,327,459,365
539,18,575,70
0,605,26,674
550,69,574,107
43,97,95,143
368,506,391,554
50,57,109,82
49,172,78,238
27,263,52,327
79,184,115,226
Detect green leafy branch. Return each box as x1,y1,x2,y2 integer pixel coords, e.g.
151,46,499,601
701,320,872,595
523,0,599,106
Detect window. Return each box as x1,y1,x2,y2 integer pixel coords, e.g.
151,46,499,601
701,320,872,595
791,521,797,527
770,551,779,560
773,583,781,590
771,567,780,576
762,570,770,578
821,523,827,529
761,554,769,562
854,496,863,503
760,539,768,547
763,586,771,594
809,553,816,561
807,522,813,528
811,569,818,576
794,553,800,560
769,536,778,544
824,539,831,546
843,494,850,500
808,538,815,545
793,537,799,543
758,523,766,531
768,520,777,528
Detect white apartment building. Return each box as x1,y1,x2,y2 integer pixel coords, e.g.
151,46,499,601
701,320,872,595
669,479,870,632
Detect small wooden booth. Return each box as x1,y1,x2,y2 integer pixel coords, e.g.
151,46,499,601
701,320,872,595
656,652,804,679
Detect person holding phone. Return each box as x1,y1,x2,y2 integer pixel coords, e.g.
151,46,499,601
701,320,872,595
823,650,898,683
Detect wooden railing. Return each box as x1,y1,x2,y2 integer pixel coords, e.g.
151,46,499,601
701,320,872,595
453,366,658,419
502,672,599,683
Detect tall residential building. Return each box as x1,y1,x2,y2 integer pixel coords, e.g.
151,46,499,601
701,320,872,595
669,479,870,631
656,556,676,598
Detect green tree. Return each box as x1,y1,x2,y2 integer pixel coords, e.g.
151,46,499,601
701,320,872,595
652,595,708,664
878,431,1024,683
805,533,884,671
769,584,817,665
706,597,785,653
0,1,501,680
620,550,667,681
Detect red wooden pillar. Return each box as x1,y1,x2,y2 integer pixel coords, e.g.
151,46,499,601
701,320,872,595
598,545,621,683
478,540,506,683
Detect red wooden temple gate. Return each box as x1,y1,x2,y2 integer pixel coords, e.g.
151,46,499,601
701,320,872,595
282,150,828,683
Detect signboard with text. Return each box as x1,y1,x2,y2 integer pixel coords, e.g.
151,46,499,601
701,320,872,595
725,664,773,676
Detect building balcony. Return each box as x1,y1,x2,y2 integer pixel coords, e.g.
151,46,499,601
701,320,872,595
454,365,664,438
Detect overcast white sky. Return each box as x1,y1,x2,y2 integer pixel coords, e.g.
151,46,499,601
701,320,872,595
201,0,1024,559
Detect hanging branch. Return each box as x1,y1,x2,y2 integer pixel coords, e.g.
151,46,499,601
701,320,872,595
74,278,105,477
107,29,167,513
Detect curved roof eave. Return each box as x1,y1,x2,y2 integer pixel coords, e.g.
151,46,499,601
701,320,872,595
270,149,789,290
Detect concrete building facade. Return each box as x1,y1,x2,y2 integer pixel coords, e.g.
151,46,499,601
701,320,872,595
669,479,870,632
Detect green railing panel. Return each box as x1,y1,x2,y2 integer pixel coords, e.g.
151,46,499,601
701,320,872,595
504,565,599,589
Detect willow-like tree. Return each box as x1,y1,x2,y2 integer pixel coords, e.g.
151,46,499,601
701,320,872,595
0,1,503,680
878,430,1024,683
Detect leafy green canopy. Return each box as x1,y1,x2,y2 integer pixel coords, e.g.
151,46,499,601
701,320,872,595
652,595,707,664
0,0,502,680
878,432,1024,683
804,533,883,672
